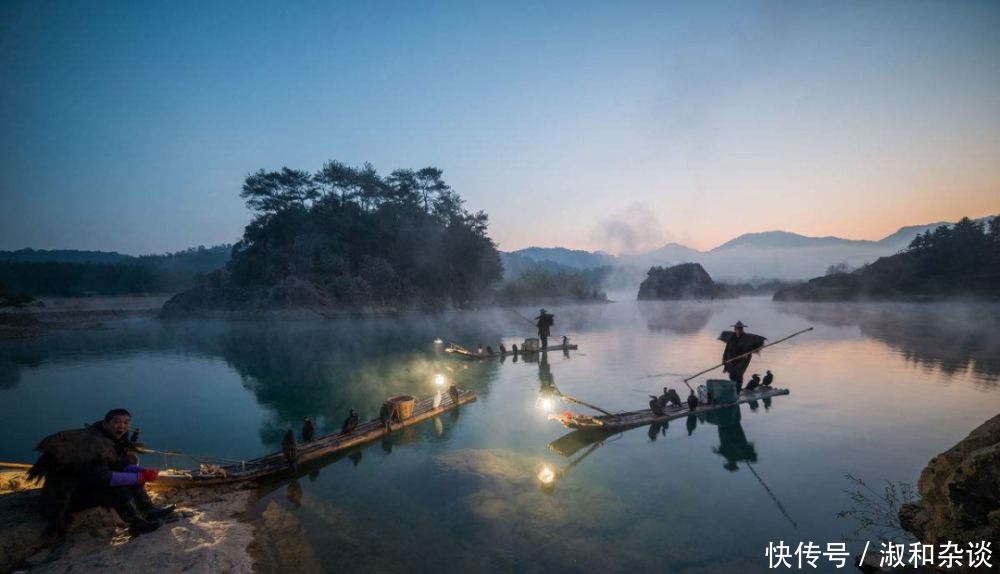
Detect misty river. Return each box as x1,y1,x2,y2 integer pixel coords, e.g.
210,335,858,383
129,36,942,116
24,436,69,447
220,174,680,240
2,299,999,572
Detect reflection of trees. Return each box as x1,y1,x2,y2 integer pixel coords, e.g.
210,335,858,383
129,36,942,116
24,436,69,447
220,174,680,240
0,315,503,442
778,303,1000,384
639,301,713,334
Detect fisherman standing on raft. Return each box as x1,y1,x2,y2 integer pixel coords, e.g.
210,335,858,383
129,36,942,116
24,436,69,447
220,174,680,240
535,308,554,350
718,321,766,394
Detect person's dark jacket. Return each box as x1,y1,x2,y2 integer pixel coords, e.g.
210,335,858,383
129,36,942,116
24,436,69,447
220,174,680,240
28,422,140,531
719,330,767,380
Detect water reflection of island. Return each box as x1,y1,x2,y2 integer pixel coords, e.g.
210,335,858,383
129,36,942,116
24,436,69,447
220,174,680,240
639,302,713,334
778,302,1000,383
0,317,503,442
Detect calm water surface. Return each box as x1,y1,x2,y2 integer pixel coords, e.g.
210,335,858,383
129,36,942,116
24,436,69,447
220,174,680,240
2,299,998,573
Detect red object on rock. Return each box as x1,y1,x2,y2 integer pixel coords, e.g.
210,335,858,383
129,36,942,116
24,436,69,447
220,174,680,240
138,469,160,484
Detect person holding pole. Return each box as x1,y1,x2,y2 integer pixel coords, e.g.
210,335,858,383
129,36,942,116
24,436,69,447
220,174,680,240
535,308,554,350
718,321,766,394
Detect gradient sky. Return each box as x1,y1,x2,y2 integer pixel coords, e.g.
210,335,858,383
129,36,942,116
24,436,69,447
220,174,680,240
1,1,998,255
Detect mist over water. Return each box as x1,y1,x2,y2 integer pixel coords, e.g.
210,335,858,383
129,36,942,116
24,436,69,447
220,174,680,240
1,300,998,572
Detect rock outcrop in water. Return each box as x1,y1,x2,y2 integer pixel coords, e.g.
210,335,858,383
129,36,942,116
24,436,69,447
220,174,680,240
637,263,716,300
898,414,1000,554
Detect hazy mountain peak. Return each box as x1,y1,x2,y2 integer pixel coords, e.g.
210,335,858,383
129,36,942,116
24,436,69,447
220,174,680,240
710,230,870,251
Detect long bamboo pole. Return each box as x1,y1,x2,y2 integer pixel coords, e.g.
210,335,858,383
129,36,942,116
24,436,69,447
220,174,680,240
558,393,615,416
676,327,814,392
0,461,33,469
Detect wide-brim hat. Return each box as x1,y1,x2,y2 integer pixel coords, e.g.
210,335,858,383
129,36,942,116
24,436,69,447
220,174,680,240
732,320,747,328
539,308,547,313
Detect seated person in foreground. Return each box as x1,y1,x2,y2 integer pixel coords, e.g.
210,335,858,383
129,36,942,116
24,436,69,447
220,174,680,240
28,408,175,536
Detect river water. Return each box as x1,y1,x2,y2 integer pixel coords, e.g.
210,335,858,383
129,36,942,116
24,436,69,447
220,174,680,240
2,299,998,572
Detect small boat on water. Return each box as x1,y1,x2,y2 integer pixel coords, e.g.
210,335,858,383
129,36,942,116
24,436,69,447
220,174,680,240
548,386,789,431
445,343,578,358
152,389,477,488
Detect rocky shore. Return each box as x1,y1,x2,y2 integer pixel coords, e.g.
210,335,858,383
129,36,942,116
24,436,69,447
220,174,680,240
898,414,1000,555
0,470,261,574
0,296,168,340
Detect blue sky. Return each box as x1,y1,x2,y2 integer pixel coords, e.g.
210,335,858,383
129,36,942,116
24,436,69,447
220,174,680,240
1,1,998,254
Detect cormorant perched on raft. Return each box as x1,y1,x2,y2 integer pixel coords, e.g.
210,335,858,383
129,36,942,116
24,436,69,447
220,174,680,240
379,403,393,432
301,417,315,442
746,374,761,392
341,409,358,434
762,370,774,387
486,346,495,355
512,344,519,355
655,389,669,411
664,388,682,408
282,429,298,472
448,384,460,406
688,390,699,411
499,344,507,355
648,396,665,417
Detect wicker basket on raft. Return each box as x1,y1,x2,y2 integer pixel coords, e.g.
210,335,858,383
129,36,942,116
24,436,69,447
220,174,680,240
387,395,417,420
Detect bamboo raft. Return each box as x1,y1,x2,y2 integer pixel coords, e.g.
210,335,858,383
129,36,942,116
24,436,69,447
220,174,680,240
445,343,578,358
153,389,477,488
547,386,789,431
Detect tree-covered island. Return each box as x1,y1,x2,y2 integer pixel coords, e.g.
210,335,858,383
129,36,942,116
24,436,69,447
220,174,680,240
161,160,608,316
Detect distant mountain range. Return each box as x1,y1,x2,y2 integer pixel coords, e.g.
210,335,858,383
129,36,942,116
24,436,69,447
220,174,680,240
2,219,986,287
508,221,963,282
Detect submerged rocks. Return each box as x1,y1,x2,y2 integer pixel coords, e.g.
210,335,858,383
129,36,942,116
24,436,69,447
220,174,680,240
637,263,716,300
898,414,1000,551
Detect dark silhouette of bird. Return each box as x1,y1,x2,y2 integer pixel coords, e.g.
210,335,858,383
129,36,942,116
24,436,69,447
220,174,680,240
448,384,460,405
762,370,774,387
286,480,303,508
341,409,358,434
379,403,393,432
648,396,665,417
512,344,519,355
688,390,699,411
665,388,682,408
499,344,507,355
655,388,670,410
648,423,662,441
746,374,761,392
348,450,362,467
686,414,697,436
301,417,315,442
486,345,495,355
281,429,298,472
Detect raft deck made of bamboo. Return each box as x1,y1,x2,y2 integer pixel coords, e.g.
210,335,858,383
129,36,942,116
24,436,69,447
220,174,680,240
154,389,477,488
547,386,789,431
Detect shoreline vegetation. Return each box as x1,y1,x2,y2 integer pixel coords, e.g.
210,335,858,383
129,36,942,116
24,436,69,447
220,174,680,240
773,216,999,302
0,296,169,340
